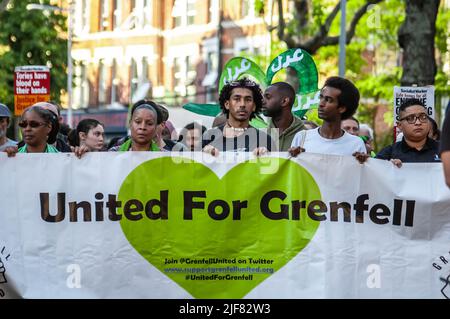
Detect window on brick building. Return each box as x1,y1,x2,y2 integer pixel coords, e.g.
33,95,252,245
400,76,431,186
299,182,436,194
98,59,108,105
174,55,196,97
130,58,139,101
113,0,122,29
75,0,90,34
111,59,120,104
144,0,153,26
124,0,153,29
99,0,110,31
173,57,183,95
142,57,149,83
74,61,89,109
208,0,219,24
172,0,196,27
205,51,218,102
186,56,196,96
241,0,255,18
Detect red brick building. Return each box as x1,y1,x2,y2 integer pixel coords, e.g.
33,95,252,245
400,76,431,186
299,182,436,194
71,0,272,112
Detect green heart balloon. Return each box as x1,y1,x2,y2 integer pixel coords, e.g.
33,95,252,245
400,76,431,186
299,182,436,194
218,57,268,93
118,156,321,298
183,49,319,119
182,57,269,126
266,48,320,118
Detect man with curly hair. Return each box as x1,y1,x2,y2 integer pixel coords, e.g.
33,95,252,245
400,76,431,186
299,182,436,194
289,76,366,157
203,77,274,155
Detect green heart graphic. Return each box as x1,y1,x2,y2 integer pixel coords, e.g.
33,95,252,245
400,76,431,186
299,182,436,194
118,157,321,298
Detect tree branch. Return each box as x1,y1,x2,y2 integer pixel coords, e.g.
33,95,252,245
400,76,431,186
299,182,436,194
0,0,10,12
276,0,295,48
294,0,309,28
300,0,342,53
323,0,384,46
275,0,385,54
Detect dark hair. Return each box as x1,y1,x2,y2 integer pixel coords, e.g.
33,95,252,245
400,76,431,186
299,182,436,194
68,118,104,147
154,104,169,122
0,116,10,126
46,100,62,116
177,122,208,150
59,122,71,136
22,106,60,144
323,76,360,120
177,122,207,142
429,116,441,140
344,116,360,127
131,99,161,124
218,77,263,120
399,98,426,113
107,136,123,150
271,82,296,107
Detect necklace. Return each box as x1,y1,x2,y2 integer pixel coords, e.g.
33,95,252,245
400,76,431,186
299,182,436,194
225,121,248,132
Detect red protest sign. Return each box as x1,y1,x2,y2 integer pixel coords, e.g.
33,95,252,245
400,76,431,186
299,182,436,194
14,66,50,116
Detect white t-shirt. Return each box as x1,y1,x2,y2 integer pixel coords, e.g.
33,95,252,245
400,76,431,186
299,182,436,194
291,127,366,156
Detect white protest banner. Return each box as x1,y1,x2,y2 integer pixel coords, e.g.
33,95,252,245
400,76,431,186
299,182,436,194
0,152,449,299
393,86,435,141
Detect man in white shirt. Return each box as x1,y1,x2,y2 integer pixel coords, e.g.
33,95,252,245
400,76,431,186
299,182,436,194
289,76,366,157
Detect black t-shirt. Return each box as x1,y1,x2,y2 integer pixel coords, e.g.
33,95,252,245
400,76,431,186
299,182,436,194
376,137,440,163
440,115,450,153
163,139,189,151
204,125,276,152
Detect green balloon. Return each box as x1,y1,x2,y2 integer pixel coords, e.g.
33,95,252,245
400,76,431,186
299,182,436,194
218,57,267,93
266,48,320,116
266,48,318,94
182,50,320,120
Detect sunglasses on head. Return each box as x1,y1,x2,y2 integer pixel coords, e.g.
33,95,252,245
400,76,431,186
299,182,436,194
229,80,257,87
18,120,48,128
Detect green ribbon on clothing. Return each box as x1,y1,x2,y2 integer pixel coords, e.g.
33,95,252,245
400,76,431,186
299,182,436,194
118,138,160,152
18,144,59,153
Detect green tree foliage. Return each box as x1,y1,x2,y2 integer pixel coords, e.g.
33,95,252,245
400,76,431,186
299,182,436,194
0,0,67,111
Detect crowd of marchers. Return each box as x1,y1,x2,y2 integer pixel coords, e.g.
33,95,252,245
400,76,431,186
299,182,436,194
1,76,449,187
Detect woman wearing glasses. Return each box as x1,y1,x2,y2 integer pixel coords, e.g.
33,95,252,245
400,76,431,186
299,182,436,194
375,99,440,167
3,106,59,156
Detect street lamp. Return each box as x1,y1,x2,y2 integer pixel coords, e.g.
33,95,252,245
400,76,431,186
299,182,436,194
26,1,74,128
338,0,347,77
